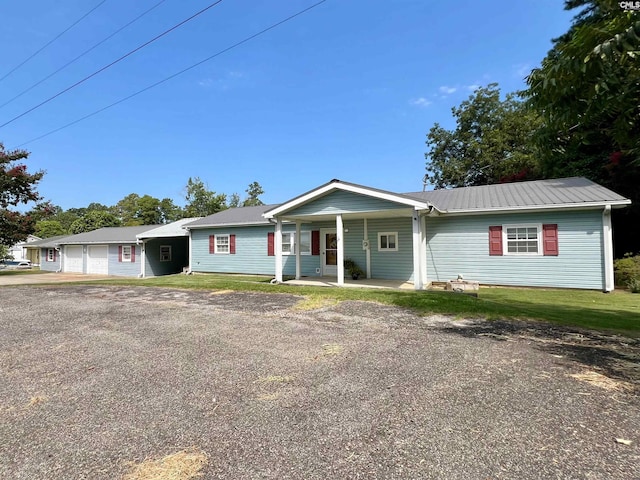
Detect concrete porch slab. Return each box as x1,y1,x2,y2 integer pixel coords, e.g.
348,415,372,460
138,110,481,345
283,276,415,290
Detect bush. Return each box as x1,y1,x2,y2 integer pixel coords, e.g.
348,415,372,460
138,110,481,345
628,278,640,294
614,253,640,288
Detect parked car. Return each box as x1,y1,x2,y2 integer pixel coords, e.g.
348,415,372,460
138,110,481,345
0,260,32,270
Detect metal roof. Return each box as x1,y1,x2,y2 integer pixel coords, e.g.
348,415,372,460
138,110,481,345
405,177,630,213
136,217,201,239
24,235,70,248
59,225,158,244
184,205,279,228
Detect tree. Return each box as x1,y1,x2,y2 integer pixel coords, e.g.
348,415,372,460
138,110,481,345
159,198,183,223
184,177,227,217
243,181,265,206
424,84,542,188
35,220,66,238
69,210,121,234
0,143,44,246
524,0,640,254
228,193,241,208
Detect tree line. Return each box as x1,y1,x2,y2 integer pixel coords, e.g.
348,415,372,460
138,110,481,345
425,0,639,255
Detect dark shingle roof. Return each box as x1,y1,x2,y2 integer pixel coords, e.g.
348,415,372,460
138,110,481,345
184,205,279,228
405,177,630,212
59,225,158,244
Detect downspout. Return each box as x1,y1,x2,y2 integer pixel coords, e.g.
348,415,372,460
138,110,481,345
602,205,614,292
55,247,62,273
136,238,145,278
186,228,193,274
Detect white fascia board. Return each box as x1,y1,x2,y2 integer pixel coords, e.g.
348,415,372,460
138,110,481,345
263,183,431,218
185,221,273,229
434,200,631,217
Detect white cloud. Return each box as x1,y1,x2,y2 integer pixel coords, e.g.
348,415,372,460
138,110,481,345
439,85,457,94
410,97,432,108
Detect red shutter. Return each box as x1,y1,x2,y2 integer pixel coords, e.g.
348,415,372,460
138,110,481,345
131,245,136,263
543,224,559,256
311,230,320,256
230,234,236,254
267,232,274,256
489,226,503,256
209,235,215,254
118,245,123,262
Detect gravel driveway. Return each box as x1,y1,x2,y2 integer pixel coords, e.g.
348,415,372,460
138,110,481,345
0,286,638,479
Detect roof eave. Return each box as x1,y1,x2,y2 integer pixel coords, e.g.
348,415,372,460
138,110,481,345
437,200,631,216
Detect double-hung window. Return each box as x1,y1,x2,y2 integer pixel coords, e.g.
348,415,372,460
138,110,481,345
46,248,55,262
504,224,541,255
216,235,230,254
282,232,311,255
121,245,132,262
160,245,172,262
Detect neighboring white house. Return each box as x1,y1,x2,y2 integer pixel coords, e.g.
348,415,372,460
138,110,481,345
7,235,41,263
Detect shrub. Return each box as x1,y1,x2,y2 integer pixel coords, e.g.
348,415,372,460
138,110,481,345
628,278,640,294
614,253,640,287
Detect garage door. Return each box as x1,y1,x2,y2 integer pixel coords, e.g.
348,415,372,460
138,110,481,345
64,246,83,273
87,245,109,275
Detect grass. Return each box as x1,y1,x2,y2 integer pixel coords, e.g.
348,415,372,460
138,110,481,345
122,447,208,480
59,273,640,336
0,267,49,276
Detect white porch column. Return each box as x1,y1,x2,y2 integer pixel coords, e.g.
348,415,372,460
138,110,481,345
364,217,371,279
295,221,301,280
187,228,193,273
602,205,614,292
140,241,146,278
412,210,423,290
420,215,427,287
275,218,283,283
336,214,344,286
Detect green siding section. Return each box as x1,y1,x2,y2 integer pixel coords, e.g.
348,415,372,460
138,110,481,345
145,237,189,276
426,210,604,289
287,190,407,217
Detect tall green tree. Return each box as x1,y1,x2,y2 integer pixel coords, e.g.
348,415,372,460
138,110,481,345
69,210,121,234
524,0,640,254
424,84,542,188
0,143,44,246
242,181,265,207
184,177,227,217
35,220,66,238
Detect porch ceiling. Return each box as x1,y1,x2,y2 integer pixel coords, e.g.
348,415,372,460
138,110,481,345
279,208,415,223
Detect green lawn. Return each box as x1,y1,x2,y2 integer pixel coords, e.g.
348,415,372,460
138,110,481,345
0,268,48,276
74,273,640,337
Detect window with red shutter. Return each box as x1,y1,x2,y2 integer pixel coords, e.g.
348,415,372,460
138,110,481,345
489,226,503,256
542,224,559,256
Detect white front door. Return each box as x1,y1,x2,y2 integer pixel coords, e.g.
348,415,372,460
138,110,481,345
320,229,337,277
64,246,83,272
87,245,109,274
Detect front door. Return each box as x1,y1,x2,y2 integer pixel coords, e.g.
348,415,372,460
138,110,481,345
321,229,337,277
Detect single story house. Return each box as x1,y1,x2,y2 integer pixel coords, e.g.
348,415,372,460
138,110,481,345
33,219,199,277
7,235,41,264
184,177,631,292
24,235,69,271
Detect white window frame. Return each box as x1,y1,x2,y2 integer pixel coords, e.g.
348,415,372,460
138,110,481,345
378,232,398,252
121,245,132,262
159,245,172,262
503,224,542,256
46,248,55,262
215,234,230,254
281,232,312,256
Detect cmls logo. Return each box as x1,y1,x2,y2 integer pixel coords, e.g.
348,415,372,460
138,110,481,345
619,1,640,10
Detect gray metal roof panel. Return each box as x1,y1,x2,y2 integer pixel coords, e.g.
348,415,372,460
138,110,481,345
59,225,159,244
406,177,629,212
184,205,279,228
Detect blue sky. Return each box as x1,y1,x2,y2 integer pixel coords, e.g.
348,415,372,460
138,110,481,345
0,0,574,210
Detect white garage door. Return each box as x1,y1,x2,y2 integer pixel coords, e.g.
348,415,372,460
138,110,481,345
87,245,109,275
64,246,83,273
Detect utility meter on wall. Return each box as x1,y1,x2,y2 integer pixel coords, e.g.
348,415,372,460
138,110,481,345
362,239,370,250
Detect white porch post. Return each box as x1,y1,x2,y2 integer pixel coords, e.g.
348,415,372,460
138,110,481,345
336,214,344,286
420,215,427,287
295,221,301,280
275,218,283,283
364,217,371,279
412,210,423,290
187,228,193,273
602,205,614,292
140,241,146,278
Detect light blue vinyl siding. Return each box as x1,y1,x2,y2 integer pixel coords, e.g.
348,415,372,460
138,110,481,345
426,210,604,289
39,248,60,272
144,237,189,276
191,225,322,276
107,244,140,277
287,190,408,217
367,217,415,280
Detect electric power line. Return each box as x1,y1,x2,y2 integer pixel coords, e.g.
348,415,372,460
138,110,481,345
0,0,168,110
0,0,225,129
16,0,328,148
0,0,109,82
